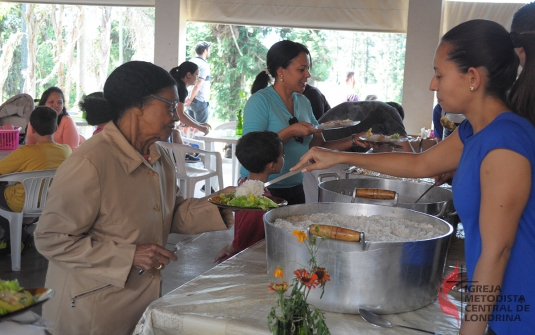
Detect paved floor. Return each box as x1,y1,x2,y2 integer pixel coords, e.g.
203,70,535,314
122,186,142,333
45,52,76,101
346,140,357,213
0,158,237,315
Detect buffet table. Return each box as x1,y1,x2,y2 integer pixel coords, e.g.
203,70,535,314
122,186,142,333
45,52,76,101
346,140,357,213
134,240,461,335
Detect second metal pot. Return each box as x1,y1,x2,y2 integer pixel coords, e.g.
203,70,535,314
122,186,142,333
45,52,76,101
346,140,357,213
318,174,454,218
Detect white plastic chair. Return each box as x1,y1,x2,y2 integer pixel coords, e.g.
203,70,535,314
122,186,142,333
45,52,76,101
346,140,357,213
0,169,56,271
214,121,237,131
157,142,224,198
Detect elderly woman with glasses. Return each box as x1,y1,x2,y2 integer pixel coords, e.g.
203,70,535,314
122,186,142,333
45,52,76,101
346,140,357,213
34,61,234,335
242,40,357,205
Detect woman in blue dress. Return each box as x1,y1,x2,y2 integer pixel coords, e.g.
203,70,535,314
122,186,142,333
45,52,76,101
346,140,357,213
292,20,535,335
241,40,357,205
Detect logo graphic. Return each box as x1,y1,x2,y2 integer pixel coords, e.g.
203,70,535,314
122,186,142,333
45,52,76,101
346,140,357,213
438,262,461,325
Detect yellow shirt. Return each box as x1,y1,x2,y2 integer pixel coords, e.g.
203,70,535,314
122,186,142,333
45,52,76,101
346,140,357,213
0,142,71,212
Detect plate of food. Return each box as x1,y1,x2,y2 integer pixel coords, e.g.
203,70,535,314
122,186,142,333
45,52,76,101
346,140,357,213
0,279,55,320
208,180,287,211
314,119,360,130
359,128,408,143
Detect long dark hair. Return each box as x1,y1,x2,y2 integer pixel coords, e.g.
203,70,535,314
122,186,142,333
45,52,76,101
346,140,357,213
169,61,199,84
508,31,535,125
251,40,311,94
38,86,68,126
442,20,535,126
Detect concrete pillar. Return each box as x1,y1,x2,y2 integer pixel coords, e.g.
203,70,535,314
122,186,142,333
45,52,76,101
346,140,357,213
154,0,187,71
401,0,444,134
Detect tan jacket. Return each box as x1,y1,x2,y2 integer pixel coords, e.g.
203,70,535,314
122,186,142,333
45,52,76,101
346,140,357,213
34,122,230,335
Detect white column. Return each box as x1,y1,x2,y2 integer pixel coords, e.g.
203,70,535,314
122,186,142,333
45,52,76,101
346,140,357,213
154,0,187,71
401,0,444,135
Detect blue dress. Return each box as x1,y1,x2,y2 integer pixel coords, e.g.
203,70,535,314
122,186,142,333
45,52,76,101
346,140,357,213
454,112,535,334
240,86,318,188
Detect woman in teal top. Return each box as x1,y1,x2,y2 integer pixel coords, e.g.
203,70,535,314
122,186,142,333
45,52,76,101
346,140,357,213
240,40,356,204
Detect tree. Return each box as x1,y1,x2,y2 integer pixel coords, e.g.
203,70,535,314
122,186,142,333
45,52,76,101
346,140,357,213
186,23,271,121
186,23,333,121
0,31,22,99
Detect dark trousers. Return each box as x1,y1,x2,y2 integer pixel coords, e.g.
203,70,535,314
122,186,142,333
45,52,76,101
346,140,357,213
267,183,306,206
186,99,209,124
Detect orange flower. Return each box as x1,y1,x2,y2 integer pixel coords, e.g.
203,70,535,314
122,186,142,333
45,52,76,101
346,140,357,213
294,269,319,289
268,282,290,293
274,266,284,278
314,267,331,286
292,230,308,243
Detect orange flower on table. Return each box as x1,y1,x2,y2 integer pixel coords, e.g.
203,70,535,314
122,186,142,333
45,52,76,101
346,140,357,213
268,281,290,293
292,230,308,243
314,267,330,286
274,266,284,278
294,269,319,289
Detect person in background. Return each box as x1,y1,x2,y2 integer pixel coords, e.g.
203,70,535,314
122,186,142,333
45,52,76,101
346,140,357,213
345,71,359,102
293,20,535,334
365,94,378,101
79,92,111,136
385,101,404,120
432,103,444,141
214,131,284,263
0,106,71,256
185,41,212,124
34,61,234,335
169,61,212,147
511,1,535,68
318,101,410,152
301,83,331,120
242,40,358,205
26,87,80,150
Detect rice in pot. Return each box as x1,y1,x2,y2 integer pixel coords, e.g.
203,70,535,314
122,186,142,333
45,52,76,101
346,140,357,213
272,213,447,242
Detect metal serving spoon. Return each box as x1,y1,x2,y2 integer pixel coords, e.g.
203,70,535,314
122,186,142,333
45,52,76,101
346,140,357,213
359,308,440,334
414,182,437,203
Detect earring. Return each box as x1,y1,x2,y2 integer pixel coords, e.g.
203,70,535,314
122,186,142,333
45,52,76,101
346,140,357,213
470,86,475,92
280,77,284,82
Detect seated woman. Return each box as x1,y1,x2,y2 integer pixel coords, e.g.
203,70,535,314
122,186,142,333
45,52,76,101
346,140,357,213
26,87,80,150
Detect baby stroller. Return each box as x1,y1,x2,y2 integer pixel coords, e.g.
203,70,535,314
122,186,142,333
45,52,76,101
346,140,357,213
0,94,35,144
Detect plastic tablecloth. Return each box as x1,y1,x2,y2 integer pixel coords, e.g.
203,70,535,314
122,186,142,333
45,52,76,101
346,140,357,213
134,240,462,335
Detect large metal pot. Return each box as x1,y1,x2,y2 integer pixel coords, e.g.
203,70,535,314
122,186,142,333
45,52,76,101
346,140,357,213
264,203,453,314
318,174,455,220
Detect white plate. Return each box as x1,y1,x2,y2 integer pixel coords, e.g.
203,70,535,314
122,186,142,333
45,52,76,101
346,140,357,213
359,135,408,143
315,120,360,130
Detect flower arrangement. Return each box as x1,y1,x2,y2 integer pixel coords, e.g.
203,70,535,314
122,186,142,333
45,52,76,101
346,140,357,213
267,228,331,335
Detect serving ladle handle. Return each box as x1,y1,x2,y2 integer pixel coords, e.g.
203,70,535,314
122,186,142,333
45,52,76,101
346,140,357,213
309,224,365,243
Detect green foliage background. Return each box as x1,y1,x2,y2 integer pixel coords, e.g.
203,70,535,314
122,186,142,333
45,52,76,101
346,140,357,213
0,4,406,121
185,23,405,122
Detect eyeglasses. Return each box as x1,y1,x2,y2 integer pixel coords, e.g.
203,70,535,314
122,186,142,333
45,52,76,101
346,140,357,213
288,116,304,143
150,94,179,117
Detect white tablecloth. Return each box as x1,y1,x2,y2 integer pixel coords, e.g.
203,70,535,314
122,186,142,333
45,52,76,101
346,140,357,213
134,241,461,335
